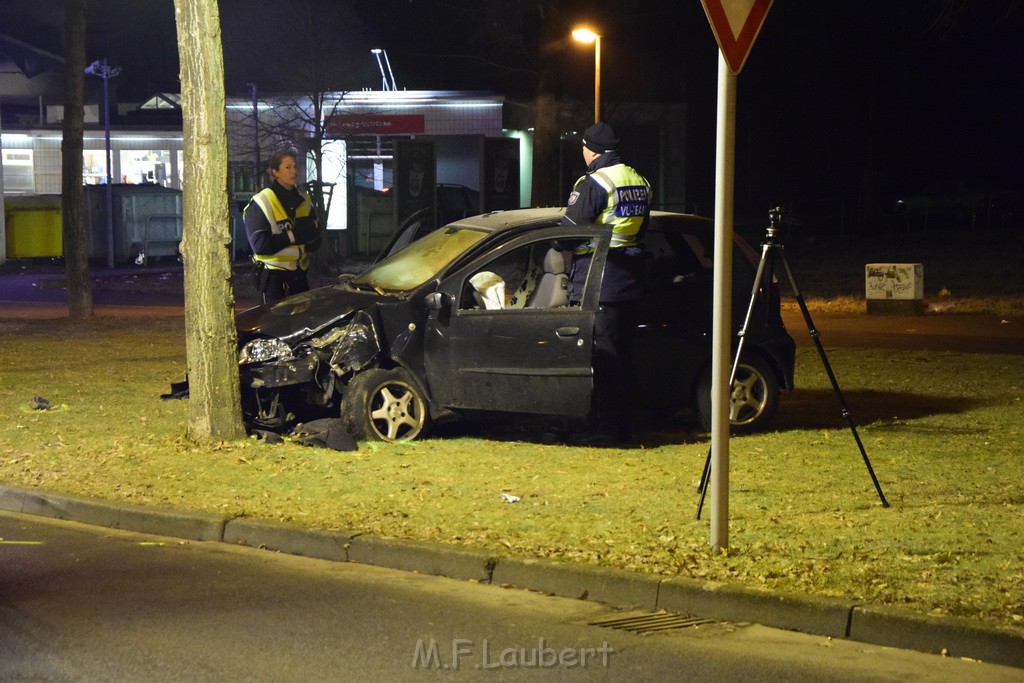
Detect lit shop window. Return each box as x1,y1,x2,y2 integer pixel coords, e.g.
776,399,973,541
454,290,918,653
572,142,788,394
3,149,35,193
83,150,108,185
119,149,172,187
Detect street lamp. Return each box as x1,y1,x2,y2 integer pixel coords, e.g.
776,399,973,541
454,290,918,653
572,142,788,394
85,58,121,268
572,27,601,123
370,49,398,91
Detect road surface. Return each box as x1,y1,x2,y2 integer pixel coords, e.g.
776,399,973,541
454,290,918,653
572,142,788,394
2,511,1020,682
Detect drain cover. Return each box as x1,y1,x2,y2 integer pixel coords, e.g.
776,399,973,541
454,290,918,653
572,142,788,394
589,610,718,635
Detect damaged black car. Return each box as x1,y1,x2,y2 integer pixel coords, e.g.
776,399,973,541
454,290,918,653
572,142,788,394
233,208,796,442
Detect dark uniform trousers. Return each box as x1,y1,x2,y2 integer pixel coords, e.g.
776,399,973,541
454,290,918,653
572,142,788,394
593,301,640,442
254,263,310,304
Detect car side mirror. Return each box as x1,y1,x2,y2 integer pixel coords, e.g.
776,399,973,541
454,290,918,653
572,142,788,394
424,292,451,311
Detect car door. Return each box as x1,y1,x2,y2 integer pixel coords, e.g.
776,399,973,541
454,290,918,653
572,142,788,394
422,227,608,416
633,222,717,401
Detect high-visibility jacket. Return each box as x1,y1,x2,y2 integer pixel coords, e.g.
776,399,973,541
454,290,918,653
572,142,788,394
574,164,651,248
246,187,314,271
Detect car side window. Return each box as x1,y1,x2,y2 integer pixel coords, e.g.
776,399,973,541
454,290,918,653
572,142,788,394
460,241,574,311
460,245,530,310
644,232,708,291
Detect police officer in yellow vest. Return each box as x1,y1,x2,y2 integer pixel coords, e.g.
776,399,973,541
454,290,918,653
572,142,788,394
561,122,652,445
244,150,322,303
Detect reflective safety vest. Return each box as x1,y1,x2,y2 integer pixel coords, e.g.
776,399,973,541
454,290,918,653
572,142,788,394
246,187,314,271
574,164,651,251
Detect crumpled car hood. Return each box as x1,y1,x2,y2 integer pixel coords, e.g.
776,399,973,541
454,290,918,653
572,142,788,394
235,285,387,343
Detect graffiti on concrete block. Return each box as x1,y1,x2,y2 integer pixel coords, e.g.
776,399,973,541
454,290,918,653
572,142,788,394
865,263,923,300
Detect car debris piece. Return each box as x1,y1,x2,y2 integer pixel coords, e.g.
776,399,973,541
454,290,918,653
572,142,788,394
292,418,358,452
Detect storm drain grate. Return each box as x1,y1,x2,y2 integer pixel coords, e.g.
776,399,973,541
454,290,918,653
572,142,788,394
589,610,718,635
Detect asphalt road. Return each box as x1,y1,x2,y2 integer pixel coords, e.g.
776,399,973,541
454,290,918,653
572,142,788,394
781,309,1024,355
3,511,1020,682
1,267,1022,354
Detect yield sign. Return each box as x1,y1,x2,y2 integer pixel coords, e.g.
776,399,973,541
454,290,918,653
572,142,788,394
701,0,774,74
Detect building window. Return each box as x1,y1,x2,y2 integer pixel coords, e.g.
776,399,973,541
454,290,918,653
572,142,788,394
83,150,108,185
2,149,35,193
120,149,172,186
315,139,348,230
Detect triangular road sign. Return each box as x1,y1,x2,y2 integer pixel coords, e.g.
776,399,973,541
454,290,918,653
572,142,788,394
701,0,774,74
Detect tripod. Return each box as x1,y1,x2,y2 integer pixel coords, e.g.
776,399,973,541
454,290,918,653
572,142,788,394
696,208,889,519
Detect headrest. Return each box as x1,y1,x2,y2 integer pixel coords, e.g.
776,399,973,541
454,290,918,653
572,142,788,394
542,248,565,274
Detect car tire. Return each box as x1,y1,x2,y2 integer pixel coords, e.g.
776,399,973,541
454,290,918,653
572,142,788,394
341,367,428,442
695,355,779,434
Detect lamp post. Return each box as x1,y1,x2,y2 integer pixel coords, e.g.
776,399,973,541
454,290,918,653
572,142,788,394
370,49,397,91
85,58,121,268
572,27,601,122
370,49,388,90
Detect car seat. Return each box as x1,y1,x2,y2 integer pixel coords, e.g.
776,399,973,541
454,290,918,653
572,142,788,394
507,253,540,309
526,249,570,308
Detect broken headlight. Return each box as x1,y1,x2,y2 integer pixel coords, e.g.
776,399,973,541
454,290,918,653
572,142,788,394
239,338,293,365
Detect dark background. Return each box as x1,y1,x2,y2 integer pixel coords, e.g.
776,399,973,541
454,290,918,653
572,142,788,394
2,0,1022,229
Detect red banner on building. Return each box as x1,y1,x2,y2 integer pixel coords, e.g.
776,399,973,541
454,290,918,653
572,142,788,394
324,114,426,136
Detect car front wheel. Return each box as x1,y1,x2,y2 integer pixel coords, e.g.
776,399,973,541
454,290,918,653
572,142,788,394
695,355,779,434
341,368,428,442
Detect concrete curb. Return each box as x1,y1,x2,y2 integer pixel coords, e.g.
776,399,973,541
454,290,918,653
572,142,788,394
657,577,854,639
2,483,1022,670
1,484,228,541
491,555,662,608
223,517,354,563
850,604,1024,669
346,534,495,583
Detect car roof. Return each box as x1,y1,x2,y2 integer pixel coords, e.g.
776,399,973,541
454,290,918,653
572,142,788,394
445,208,757,267
649,210,715,234
446,207,714,235
446,207,565,231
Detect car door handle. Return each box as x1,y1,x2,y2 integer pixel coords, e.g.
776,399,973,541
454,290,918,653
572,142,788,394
556,326,580,337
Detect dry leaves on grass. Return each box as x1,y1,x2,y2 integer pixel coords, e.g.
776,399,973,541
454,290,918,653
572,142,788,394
2,321,1024,629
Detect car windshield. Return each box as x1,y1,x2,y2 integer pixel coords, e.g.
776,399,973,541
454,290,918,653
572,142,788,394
350,225,489,292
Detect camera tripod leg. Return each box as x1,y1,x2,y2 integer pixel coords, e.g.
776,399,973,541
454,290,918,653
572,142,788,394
697,224,890,519
696,243,774,519
776,250,890,508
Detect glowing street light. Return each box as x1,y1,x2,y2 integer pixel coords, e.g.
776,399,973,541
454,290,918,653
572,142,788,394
572,27,601,123
370,49,398,91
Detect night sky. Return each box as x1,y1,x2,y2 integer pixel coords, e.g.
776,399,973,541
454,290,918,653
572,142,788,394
2,0,1021,225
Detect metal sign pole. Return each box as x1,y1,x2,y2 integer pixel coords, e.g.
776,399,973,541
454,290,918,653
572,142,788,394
86,58,120,268
0,94,7,264
710,51,737,552
102,65,114,269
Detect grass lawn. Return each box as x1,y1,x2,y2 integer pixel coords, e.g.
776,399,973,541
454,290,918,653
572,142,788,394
1,314,1022,631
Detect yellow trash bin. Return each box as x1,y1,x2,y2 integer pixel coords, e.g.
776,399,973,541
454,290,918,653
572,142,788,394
4,195,63,258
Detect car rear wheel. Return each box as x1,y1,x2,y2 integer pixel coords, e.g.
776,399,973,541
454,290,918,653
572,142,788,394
342,368,428,442
695,355,779,434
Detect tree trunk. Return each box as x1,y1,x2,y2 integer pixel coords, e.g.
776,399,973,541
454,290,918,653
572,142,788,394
530,0,567,208
61,0,93,320
173,0,246,442
531,92,562,207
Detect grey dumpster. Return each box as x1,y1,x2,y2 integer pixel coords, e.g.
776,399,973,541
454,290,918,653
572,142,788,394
85,184,182,264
